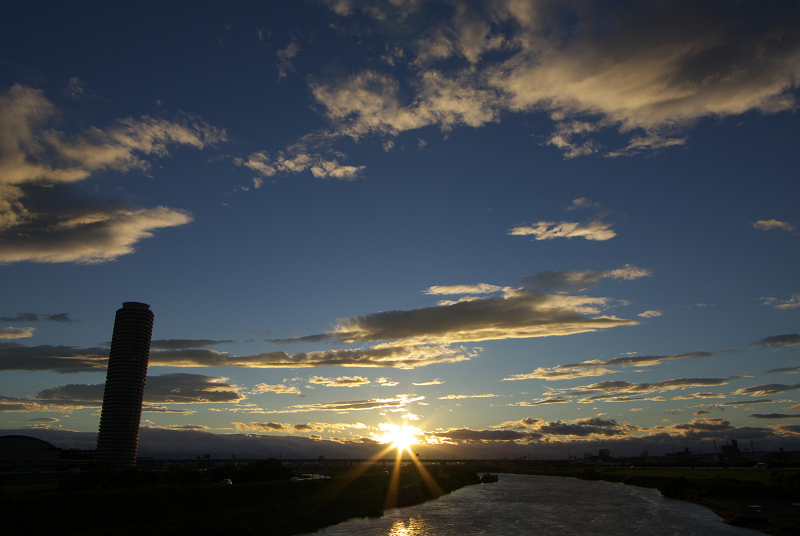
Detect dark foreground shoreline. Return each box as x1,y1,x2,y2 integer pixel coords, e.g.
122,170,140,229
495,467,800,536
0,464,480,535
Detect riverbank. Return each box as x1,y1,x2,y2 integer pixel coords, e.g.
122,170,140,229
0,464,480,535
508,467,800,536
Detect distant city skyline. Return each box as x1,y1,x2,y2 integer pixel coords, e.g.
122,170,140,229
1,1,799,459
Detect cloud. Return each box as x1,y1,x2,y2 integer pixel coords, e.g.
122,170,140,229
534,417,629,438
35,373,245,407
751,413,800,419
150,344,473,370
234,421,294,433
423,283,504,295
0,342,474,372
0,327,34,339
750,334,800,347
412,379,443,386
254,383,301,394
309,375,371,387
234,131,365,181
0,395,49,412
733,383,800,397
375,377,399,387
504,351,714,381
752,220,797,233
429,428,540,443
496,417,540,430
760,295,800,310
276,39,301,80
767,366,800,375
520,265,652,292
667,418,732,434
508,220,616,241
293,422,366,433
566,197,600,210
150,339,235,350
265,395,424,414
312,2,800,158
772,425,800,436
288,288,638,346
560,351,715,370
511,397,571,406
0,85,227,263
503,367,617,382
716,399,774,406
0,312,74,323
0,343,108,372
437,393,500,400
168,424,209,431
638,310,662,318
546,378,735,403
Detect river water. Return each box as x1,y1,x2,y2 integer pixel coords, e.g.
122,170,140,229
302,474,763,536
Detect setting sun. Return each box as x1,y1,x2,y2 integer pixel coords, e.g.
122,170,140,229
375,423,421,453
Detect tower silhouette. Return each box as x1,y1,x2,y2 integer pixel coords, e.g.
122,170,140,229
96,302,153,469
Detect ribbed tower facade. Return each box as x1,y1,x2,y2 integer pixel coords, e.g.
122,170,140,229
96,302,154,469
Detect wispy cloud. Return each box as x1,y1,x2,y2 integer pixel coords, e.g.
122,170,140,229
438,393,500,400
542,377,735,404
733,383,800,397
282,286,639,346
0,85,226,263
315,2,800,157
423,283,504,295
309,375,371,388
264,395,424,414
276,39,301,80
511,397,571,406
504,351,714,382
0,313,74,323
234,131,365,181
760,295,800,310
36,374,245,406
520,265,651,292
253,383,301,395
0,342,474,372
638,310,662,318
412,379,443,386
0,327,34,339
566,198,600,211
750,334,800,348
508,220,616,241
0,343,108,372
150,339,235,350
752,220,797,234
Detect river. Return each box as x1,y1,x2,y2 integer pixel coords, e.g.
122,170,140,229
301,473,764,535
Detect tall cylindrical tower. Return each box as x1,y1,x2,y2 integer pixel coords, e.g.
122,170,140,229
96,302,154,469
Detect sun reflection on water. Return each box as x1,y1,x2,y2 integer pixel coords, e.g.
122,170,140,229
388,516,430,536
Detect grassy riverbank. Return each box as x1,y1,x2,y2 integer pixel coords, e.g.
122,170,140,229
0,463,480,535
507,466,800,536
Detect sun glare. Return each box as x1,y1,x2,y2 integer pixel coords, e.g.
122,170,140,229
376,423,420,452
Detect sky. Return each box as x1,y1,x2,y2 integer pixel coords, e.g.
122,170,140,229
1,0,799,460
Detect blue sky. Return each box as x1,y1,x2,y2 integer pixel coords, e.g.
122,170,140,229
1,0,799,459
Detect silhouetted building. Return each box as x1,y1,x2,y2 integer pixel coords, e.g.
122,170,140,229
0,435,95,472
95,302,154,469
